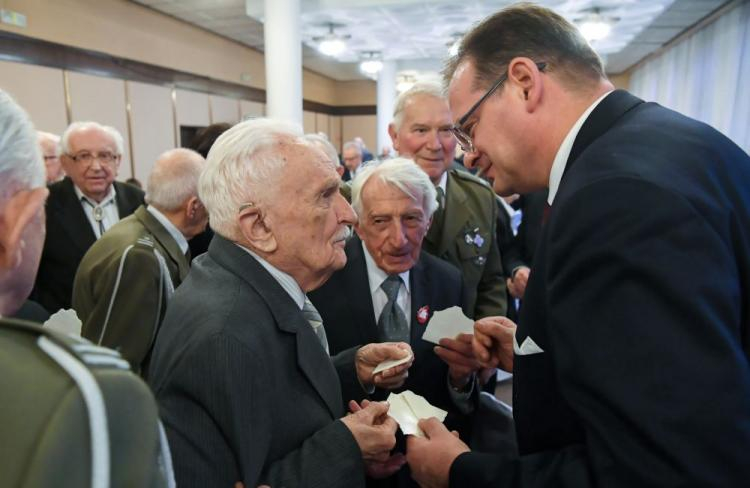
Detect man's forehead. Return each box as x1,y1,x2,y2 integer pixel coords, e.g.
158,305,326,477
70,127,115,147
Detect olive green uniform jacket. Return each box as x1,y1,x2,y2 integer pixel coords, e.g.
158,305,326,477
73,205,189,376
423,169,507,319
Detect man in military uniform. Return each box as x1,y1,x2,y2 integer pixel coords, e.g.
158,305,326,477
389,83,506,319
73,148,207,376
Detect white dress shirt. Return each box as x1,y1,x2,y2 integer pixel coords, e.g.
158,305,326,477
74,184,120,239
236,245,306,310
547,90,614,205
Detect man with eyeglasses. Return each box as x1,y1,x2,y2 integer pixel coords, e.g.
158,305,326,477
32,121,144,313
388,82,506,323
37,131,64,183
405,4,750,487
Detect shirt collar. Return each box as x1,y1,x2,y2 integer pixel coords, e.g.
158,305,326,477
361,240,410,296
74,183,116,207
547,90,613,205
146,205,189,255
235,244,306,309
436,170,448,193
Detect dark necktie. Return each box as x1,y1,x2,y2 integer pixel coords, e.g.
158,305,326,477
427,186,445,242
377,275,410,343
302,297,329,354
542,202,552,225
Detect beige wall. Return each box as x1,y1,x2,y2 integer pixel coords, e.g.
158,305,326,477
0,0,375,107
609,71,632,90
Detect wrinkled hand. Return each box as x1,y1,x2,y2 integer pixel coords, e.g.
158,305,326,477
356,342,414,390
348,399,407,478
435,333,480,389
473,316,516,372
341,401,398,462
406,418,469,488
507,266,530,299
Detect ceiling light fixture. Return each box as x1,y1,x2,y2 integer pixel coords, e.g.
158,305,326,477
359,51,383,77
396,75,416,93
314,23,350,57
576,8,615,42
446,32,463,57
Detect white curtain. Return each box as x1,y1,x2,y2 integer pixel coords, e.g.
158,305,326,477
629,0,750,154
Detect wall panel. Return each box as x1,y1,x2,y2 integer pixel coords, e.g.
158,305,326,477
210,95,240,124
341,115,377,155
240,100,264,119
128,81,175,181
0,60,67,134
175,89,210,143
303,111,316,134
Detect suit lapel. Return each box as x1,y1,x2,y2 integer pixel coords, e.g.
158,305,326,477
136,206,189,281
209,236,342,418
53,178,97,253
409,258,429,346
342,237,379,344
564,90,644,176
437,172,468,257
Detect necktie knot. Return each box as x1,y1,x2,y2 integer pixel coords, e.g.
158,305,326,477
380,275,402,301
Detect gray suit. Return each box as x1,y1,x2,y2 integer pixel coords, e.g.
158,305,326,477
148,235,366,487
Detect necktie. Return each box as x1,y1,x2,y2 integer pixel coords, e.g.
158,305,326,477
427,186,445,241
302,297,329,355
542,202,552,225
81,197,106,237
377,275,410,343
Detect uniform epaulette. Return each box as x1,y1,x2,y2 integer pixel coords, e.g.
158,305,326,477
450,168,493,190
135,235,155,248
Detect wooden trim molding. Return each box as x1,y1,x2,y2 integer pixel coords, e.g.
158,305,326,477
0,30,376,116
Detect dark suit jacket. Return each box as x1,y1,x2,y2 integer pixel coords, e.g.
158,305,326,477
148,235,365,488
32,177,144,313
501,189,547,275
451,90,750,486
309,236,471,422
73,205,189,376
423,169,506,319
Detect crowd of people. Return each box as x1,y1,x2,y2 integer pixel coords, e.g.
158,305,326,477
1,4,749,488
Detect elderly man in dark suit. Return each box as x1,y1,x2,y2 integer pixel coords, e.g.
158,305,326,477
73,148,207,376
148,118,412,488
406,4,750,487
388,83,506,320
32,121,144,313
310,158,480,484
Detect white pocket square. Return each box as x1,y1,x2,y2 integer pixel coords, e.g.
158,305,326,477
513,333,545,356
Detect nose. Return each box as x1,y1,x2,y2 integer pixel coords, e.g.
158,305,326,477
425,130,442,151
88,157,104,171
388,221,408,247
335,192,357,226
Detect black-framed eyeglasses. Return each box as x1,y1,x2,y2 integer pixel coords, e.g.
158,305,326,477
66,151,120,167
450,61,547,153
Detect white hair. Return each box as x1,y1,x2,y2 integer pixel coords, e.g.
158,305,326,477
145,148,205,212
0,90,45,198
304,133,342,167
60,121,124,156
351,157,437,219
342,141,362,155
198,117,305,241
37,131,61,155
392,82,446,131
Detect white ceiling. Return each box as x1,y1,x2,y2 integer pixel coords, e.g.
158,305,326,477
132,0,728,82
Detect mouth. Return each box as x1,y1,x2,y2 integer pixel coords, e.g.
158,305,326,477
333,226,351,244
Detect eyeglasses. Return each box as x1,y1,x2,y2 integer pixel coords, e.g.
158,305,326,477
67,151,120,167
450,61,546,153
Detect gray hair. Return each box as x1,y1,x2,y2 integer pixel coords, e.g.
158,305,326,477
0,90,45,198
145,148,205,212
60,121,124,156
304,133,342,167
198,117,305,241
392,82,446,131
342,141,362,155
37,131,61,155
351,157,437,219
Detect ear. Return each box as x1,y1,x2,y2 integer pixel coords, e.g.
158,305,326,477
507,57,544,112
238,207,277,254
388,123,400,152
184,196,200,220
0,187,48,270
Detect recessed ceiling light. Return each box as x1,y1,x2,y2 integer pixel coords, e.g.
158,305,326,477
579,19,612,42
360,60,384,75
